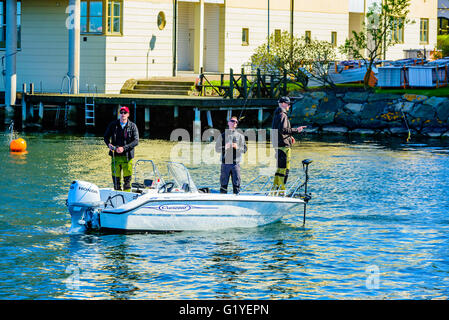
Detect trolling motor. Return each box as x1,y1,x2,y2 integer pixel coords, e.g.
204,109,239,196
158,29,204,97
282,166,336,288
301,159,313,225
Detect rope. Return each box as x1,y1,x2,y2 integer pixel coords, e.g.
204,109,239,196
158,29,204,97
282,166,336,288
401,109,411,143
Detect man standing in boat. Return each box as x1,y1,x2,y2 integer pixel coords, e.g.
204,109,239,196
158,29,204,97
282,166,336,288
215,116,247,194
271,96,306,193
104,106,139,192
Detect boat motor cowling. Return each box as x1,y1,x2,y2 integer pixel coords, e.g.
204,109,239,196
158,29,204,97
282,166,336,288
67,181,102,233
68,180,102,209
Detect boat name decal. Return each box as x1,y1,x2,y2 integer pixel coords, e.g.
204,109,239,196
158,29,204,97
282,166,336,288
78,186,98,194
158,204,191,212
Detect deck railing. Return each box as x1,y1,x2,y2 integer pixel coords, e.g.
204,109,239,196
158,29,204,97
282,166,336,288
197,67,289,99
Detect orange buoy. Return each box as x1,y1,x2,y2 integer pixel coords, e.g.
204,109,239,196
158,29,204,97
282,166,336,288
10,138,27,153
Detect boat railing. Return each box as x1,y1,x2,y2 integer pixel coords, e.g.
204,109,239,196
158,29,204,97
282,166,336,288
240,159,312,199
133,159,165,189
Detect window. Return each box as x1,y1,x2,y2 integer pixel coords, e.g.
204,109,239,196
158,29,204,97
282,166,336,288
80,0,123,35
331,31,337,47
0,0,21,49
420,18,429,44
305,30,311,44
438,17,449,35
392,17,404,44
274,29,281,44
242,28,249,46
81,0,103,34
107,0,122,34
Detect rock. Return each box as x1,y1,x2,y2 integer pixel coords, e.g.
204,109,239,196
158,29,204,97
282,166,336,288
408,103,436,120
310,91,327,100
343,91,370,103
359,118,388,129
317,94,343,113
389,127,411,135
423,96,447,108
435,100,449,122
368,93,401,102
312,112,336,125
402,94,428,103
321,125,348,134
334,110,361,129
421,126,447,137
350,128,376,135
393,101,414,114
360,101,388,120
290,96,319,119
344,103,364,114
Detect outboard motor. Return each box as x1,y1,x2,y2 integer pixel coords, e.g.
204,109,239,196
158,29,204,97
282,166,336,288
67,181,102,233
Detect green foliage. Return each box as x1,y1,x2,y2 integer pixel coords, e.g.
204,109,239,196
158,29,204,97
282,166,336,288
339,0,412,88
437,35,449,57
250,31,337,89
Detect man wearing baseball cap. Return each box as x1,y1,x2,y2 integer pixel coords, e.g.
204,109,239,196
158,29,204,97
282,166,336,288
271,96,306,194
104,106,139,191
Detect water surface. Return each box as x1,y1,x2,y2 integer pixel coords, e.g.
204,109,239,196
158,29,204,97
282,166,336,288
0,133,448,299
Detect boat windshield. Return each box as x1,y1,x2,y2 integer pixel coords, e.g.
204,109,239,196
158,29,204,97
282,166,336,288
166,162,198,193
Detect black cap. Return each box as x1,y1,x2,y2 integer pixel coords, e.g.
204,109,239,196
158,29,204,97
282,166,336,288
278,96,291,105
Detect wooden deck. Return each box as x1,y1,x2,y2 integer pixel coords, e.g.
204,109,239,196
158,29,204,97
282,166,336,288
25,92,278,110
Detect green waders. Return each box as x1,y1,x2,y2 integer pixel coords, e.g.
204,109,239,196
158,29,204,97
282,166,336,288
272,147,291,195
111,155,133,192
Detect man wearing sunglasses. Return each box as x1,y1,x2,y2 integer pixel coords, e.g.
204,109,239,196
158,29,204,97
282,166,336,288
104,106,139,192
215,116,247,194
272,96,306,194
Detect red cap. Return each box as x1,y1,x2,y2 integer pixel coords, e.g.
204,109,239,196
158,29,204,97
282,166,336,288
120,106,129,113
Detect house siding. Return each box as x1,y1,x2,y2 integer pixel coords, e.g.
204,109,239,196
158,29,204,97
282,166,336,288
0,0,106,93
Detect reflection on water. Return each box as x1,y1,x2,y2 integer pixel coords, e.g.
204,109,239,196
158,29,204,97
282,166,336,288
0,132,448,299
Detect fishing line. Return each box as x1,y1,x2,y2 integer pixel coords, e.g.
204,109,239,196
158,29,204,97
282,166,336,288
401,109,411,143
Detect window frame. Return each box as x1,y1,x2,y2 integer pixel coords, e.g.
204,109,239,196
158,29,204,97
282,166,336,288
305,30,311,44
274,29,281,44
0,0,21,50
438,17,449,35
331,31,337,47
80,0,123,36
392,17,404,44
80,0,104,35
106,0,123,35
242,28,249,46
420,18,429,44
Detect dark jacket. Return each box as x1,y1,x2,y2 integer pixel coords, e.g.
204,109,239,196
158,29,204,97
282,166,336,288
215,129,247,164
271,106,299,148
104,120,139,160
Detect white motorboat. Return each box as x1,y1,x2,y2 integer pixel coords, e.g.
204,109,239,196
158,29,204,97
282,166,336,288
67,159,312,233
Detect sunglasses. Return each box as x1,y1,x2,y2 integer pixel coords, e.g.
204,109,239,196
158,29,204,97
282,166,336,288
229,119,238,123
120,111,128,114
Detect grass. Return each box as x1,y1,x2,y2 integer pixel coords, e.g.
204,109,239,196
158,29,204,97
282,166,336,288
374,86,449,97
196,79,449,98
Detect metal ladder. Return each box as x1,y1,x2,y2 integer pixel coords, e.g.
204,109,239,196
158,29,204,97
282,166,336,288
85,84,96,126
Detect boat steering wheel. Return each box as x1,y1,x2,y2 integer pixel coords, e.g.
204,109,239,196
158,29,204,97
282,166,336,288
158,182,175,193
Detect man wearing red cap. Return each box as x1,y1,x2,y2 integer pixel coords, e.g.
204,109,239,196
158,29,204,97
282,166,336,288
104,106,139,191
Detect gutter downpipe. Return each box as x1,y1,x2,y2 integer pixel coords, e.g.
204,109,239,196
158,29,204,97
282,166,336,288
173,0,177,77
5,0,17,115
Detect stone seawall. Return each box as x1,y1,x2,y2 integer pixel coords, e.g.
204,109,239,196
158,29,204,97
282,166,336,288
289,91,449,138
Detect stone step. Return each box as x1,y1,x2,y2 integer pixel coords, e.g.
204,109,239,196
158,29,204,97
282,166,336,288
137,80,195,86
130,88,191,95
134,84,193,91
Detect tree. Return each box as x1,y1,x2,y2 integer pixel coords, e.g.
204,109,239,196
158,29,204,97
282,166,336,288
250,31,337,90
339,0,412,88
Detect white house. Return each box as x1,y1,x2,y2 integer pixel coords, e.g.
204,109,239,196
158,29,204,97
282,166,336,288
0,0,438,107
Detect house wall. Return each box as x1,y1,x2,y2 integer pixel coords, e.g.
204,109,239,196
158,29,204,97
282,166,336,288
222,0,349,71
386,0,438,60
0,0,106,94
104,0,173,93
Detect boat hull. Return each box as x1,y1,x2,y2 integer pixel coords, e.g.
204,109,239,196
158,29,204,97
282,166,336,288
99,194,304,232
